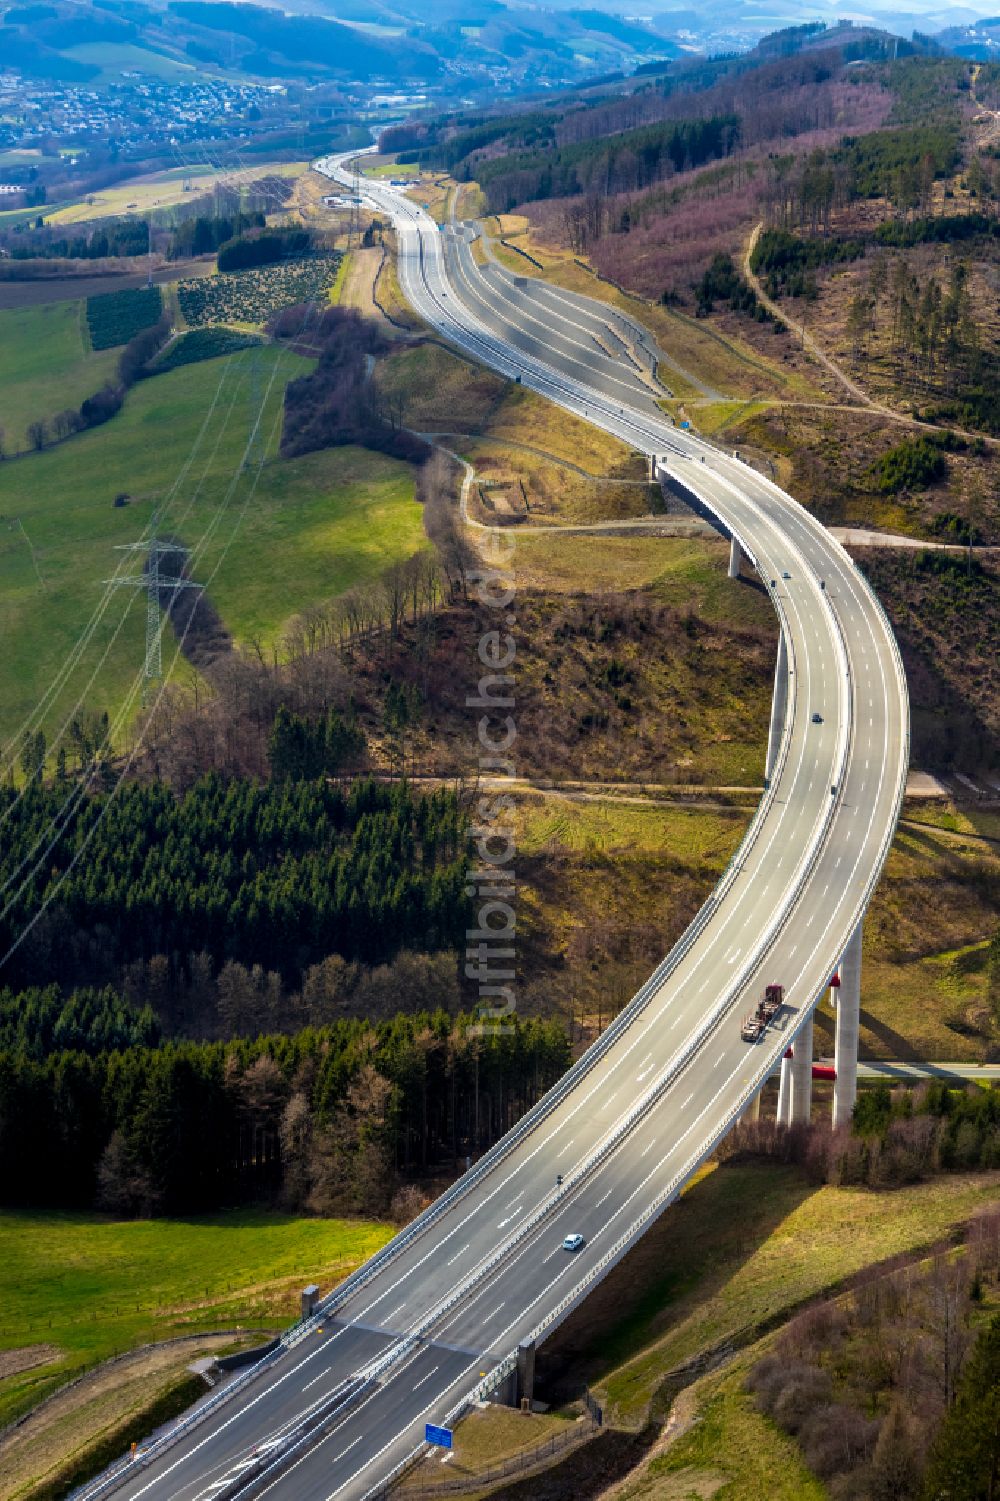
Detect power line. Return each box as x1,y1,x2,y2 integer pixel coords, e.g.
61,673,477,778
246,344,265,470
0,329,307,967
0,354,242,780
0,362,258,901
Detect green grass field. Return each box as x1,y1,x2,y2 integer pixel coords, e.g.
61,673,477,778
0,201,77,227
61,42,200,83
0,348,428,750
363,161,420,179
510,533,775,635
860,807,1000,1060
0,301,118,453
208,442,428,645
0,1208,392,1425
0,150,41,170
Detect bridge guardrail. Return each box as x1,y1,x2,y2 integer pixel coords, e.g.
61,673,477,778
338,169,905,1501
264,152,857,1376
287,554,800,1343
278,246,815,1341
82,155,904,1501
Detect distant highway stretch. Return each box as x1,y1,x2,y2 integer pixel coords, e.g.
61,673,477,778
79,153,908,1501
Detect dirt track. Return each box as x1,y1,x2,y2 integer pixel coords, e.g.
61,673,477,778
0,1330,267,1501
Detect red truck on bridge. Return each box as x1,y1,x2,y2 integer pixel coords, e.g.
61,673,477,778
741,983,784,1043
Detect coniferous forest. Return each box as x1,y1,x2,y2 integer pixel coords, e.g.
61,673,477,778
0,771,569,1219
0,774,468,990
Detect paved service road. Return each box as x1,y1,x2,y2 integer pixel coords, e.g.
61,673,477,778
81,153,908,1501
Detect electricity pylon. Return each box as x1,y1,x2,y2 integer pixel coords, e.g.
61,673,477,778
107,531,203,694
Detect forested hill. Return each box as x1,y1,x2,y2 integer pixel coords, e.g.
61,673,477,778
384,34,970,296
0,775,469,996
385,25,929,211
0,766,575,1220
0,0,679,89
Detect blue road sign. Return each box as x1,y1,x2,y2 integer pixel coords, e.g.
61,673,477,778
425,1423,453,1449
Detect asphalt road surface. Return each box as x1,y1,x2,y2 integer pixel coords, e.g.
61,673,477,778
81,153,908,1501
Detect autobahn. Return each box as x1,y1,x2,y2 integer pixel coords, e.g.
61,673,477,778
79,153,908,1501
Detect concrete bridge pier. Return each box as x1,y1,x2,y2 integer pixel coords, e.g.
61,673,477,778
728,535,745,579
789,1012,814,1124
833,921,863,1128
776,1052,792,1125
765,630,789,783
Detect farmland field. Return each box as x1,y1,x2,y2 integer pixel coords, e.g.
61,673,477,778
178,255,342,328
0,261,214,312
86,285,163,349
0,348,427,749
0,301,118,453
155,327,263,370
61,40,200,83
0,149,41,170
44,161,308,226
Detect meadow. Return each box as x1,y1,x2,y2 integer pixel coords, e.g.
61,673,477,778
60,41,201,84
0,301,118,452
0,1208,392,1416
0,348,427,749
0,1209,392,1498
44,161,307,227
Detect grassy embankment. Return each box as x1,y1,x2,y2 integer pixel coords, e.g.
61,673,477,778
511,794,1000,1057
863,800,1000,1057
375,337,658,527
607,1163,1000,1500
363,159,420,179
399,1405,582,1496
0,1210,391,1500
512,798,754,1028
0,302,119,453
0,349,428,749
393,1162,999,1499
